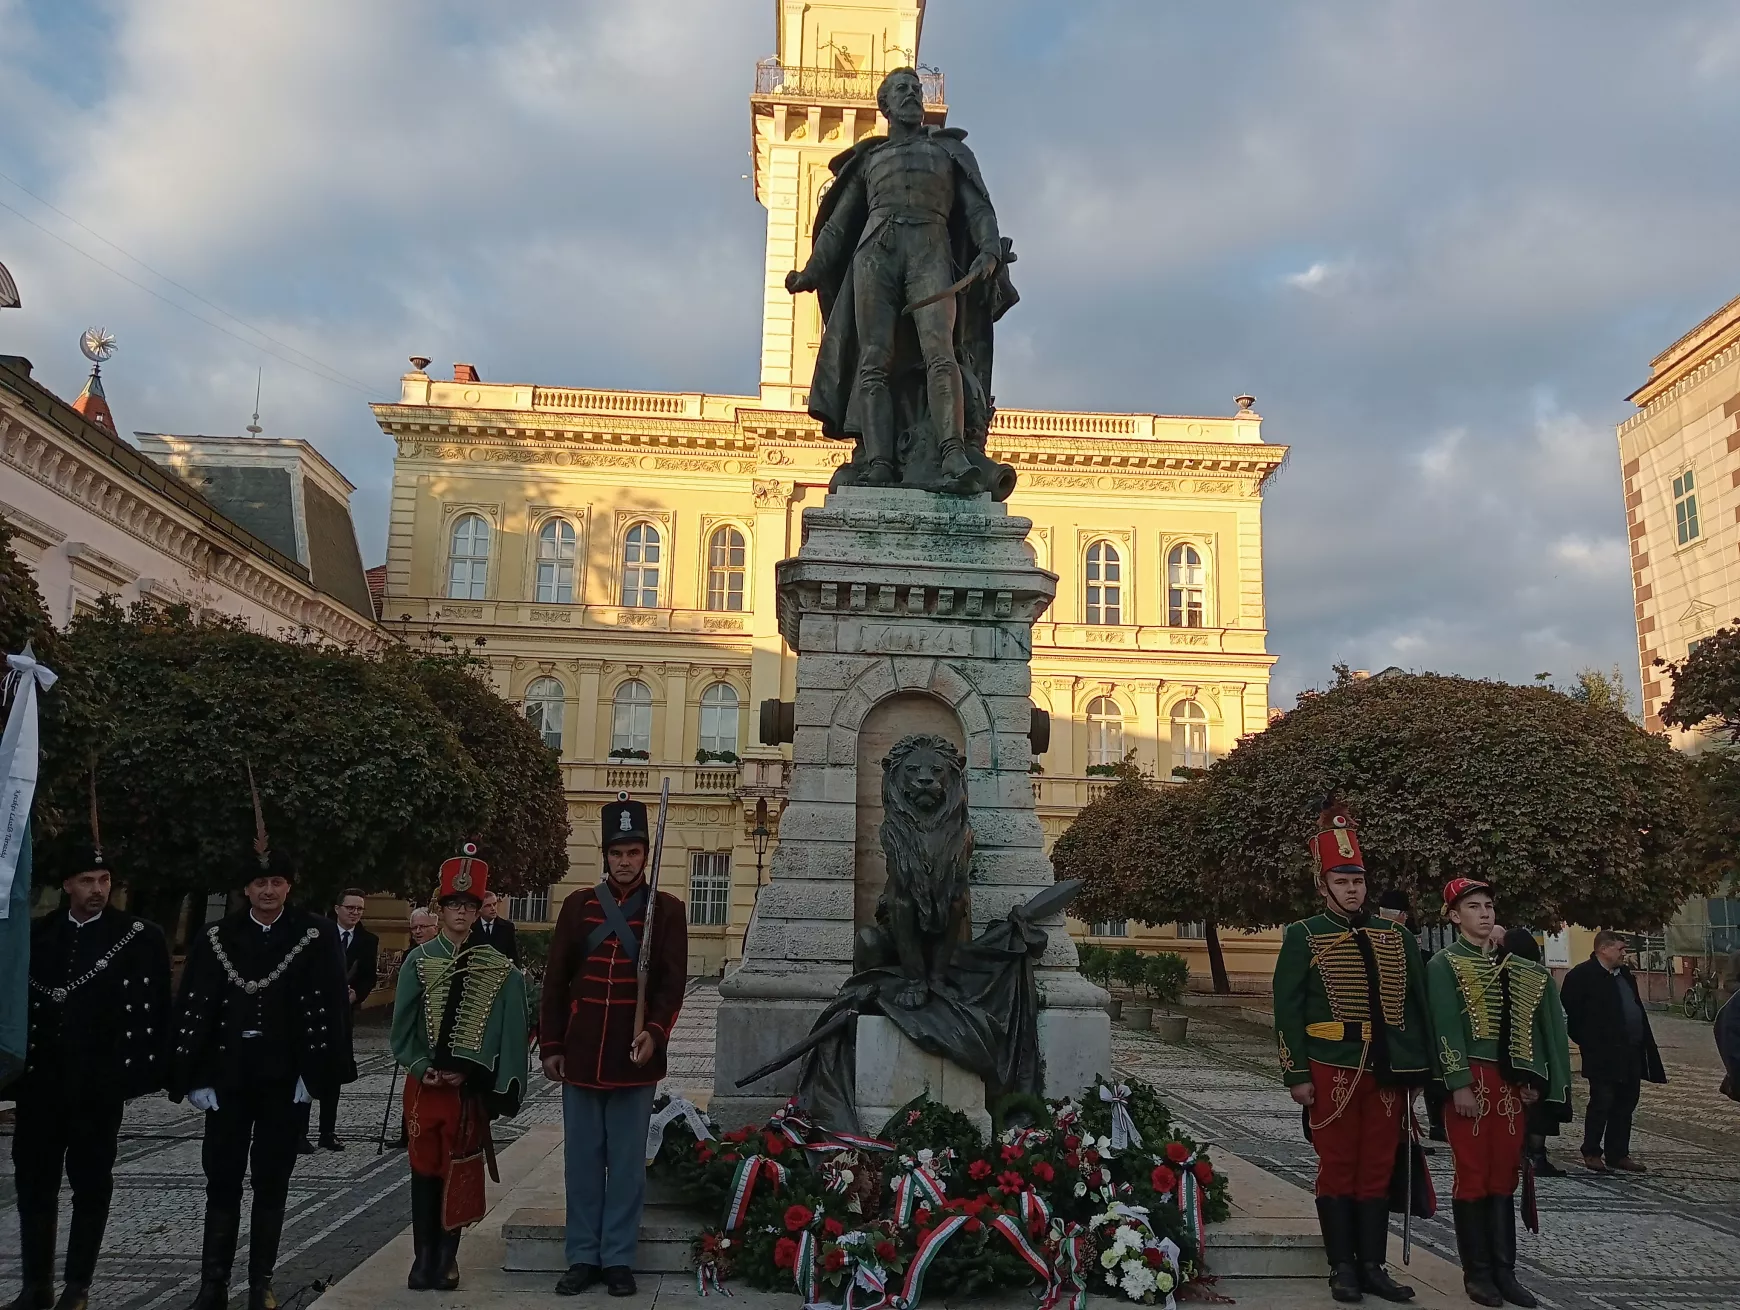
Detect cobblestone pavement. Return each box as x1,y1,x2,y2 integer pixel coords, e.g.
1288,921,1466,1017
1118,1004,1740,1310
0,982,721,1310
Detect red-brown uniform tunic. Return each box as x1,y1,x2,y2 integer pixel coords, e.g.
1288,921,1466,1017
538,877,687,1087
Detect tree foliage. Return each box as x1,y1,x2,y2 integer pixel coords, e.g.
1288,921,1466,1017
1661,624,1740,739
1057,671,1709,938
35,600,493,908
390,649,569,897
1197,673,1705,930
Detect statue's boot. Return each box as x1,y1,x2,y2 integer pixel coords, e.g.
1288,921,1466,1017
859,388,898,485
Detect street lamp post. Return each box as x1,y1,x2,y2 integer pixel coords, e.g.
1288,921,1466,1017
753,797,771,886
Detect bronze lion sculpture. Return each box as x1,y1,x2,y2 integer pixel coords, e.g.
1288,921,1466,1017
865,732,974,1009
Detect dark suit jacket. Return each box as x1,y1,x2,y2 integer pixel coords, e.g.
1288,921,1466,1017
337,923,379,1010
469,916,519,965
1560,956,1667,1085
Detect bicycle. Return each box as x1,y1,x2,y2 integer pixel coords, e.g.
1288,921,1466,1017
1682,967,1720,1022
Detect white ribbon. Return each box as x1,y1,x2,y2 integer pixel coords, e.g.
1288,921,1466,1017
646,1095,715,1163
0,647,56,920
1098,1083,1143,1152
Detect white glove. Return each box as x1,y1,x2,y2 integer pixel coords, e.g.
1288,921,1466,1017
188,1087,219,1112
293,1077,311,1105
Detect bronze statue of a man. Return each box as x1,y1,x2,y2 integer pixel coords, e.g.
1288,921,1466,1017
786,67,1019,499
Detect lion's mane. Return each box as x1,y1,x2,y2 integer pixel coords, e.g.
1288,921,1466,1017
878,733,974,934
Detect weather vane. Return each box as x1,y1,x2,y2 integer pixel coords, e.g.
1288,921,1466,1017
79,327,117,368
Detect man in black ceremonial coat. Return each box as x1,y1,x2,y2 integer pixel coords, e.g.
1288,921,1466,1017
170,850,353,1310
6,842,170,1310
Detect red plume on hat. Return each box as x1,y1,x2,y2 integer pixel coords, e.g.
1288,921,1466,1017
1309,797,1365,876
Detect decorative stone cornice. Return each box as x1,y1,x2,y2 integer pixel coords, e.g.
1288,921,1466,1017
0,411,381,648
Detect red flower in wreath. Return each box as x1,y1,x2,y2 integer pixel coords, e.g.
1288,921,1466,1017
1151,1164,1177,1193
722,1153,740,1164
913,1207,932,1228
966,1217,983,1234
1084,1148,1101,1166
876,1240,898,1262
1062,1151,1081,1170
1000,1144,1025,1162
764,1131,787,1156
773,1238,799,1270
1194,1159,1214,1184
824,1249,846,1273
1063,1134,1081,1151
1144,1247,1165,1269
784,1204,813,1232
823,1217,844,1238
724,1127,752,1143
696,1144,714,1163
1030,1160,1055,1183
968,1159,993,1181
996,1170,1025,1192
1165,1141,1191,1165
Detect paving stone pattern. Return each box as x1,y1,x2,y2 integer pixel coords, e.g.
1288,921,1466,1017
1116,1005,1740,1310
0,983,722,1310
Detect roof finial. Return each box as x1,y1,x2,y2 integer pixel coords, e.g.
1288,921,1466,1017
246,367,263,435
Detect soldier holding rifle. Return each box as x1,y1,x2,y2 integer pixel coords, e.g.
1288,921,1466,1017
540,788,687,1297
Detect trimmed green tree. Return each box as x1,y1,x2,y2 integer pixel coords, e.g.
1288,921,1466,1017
1197,671,1707,931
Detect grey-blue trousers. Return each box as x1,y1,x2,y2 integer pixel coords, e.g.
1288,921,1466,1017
562,1082,657,1268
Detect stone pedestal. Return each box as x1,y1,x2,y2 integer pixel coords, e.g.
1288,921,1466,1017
855,1016,991,1140
710,486,1110,1129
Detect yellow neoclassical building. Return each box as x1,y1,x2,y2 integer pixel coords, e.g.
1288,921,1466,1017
373,0,1287,978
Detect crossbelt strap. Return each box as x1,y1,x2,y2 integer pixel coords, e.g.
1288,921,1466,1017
584,883,646,959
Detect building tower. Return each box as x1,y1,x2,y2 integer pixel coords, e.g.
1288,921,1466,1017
751,1,939,409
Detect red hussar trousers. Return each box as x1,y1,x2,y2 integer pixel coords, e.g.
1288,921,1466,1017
1308,1059,1404,1200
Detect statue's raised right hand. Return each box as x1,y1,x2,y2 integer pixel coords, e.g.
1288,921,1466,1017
785,268,816,295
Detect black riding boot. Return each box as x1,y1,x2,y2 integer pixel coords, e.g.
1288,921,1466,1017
189,1207,240,1310
1316,1196,1363,1302
55,1199,111,1310
1356,1198,1415,1301
406,1174,444,1291
246,1205,285,1310
4,1205,56,1310
1451,1199,1502,1307
437,1225,462,1292
1488,1194,1536,1307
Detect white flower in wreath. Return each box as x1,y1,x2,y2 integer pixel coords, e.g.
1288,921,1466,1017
1105,1272,1122,1291
1094,1134,1113,1154
1074,1181,1088,1198
1100,1167,1113,1186
718,1238,732,1250
1154,1270,1174,1293
1113,1225,1141,1252
917,1148,934,1165
1120,1263,1157,1298
1101,1249,1121,1270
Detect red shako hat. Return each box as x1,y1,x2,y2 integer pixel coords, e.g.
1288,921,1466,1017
1442,876,1493,911
1309,799,1365,876
438,842,488,903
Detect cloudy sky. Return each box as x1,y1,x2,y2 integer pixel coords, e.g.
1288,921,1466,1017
4,0,1738,703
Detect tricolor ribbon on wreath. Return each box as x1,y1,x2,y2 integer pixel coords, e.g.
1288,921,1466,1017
768,1097,894,1155
1175,1163,1206,1257
1016,1185,1052,1232
646,1096,714,1164
722,1154,788,1231
888,1150,950,1225
1037,1221,1088,1310
989,1212,1051,1279
1098,1083,1144,1151
793,1217,824,1305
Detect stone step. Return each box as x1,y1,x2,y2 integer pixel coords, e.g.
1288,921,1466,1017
502,1201,706,1274
1200,1217,1325,1279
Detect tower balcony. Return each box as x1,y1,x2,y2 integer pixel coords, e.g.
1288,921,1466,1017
753,58,945,110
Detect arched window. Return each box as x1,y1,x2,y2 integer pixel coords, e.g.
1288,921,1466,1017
446,514,490,599
1086,696,1124,767
524,676,565,752
611,680,653,755
1085,542,1122,625
1171,699,1209,770
706,526,747,611
535,519,577,604
698,682,740,756
621,524,662,608
1167,543,1205,628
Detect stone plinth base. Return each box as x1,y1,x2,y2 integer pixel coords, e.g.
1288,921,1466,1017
855,1015,991,1140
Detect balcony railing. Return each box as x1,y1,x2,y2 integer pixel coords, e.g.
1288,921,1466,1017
754,59,944,106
